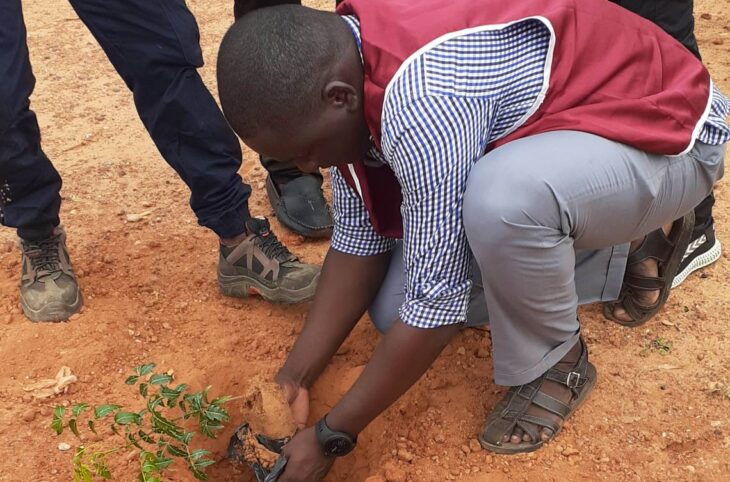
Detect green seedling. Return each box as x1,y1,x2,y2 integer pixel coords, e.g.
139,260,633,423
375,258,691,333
639,338,673,357
51,363,235,481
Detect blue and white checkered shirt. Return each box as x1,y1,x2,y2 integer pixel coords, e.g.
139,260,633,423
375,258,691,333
332,16,730,329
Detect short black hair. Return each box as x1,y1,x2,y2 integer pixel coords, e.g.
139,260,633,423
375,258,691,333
217,5,344,139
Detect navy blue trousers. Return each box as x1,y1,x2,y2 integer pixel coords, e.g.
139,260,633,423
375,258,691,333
0,0,251,241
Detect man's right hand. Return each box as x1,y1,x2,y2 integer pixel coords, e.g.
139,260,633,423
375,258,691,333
272,248,391,427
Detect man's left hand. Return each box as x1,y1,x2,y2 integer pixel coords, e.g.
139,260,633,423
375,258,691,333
278,426,334,482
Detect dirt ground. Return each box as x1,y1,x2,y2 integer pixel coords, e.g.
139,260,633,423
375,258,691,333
1,1,729,481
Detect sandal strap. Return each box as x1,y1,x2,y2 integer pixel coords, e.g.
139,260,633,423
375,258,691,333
544,340,590,391
604,211,694,327
515,419,542,442
518,413,562,433
627,229,674,266
622,273,666,292
620,294,657,322
481,339,590,445
530,391,571,418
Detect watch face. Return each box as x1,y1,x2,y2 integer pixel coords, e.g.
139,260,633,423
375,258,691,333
325,436,354,456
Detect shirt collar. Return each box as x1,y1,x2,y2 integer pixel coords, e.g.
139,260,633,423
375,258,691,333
341,15,363,65
341,15,384,166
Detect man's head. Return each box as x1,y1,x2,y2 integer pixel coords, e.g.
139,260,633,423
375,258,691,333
217,5,371,172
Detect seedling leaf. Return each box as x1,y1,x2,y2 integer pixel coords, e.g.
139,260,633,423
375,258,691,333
149,374,173,385
72,403,89,417
94,404,121,419
167,444,186,457
115,411,142,425
52,406,65,435
69,418,80,437
138,430,155,444
135,363,156,376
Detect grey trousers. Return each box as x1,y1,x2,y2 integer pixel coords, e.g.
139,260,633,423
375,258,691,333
368,131,725,386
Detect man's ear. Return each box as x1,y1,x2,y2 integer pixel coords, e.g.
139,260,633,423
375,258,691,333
323,81,359,111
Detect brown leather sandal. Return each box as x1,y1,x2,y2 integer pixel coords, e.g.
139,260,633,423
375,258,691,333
479,339,596,454
603,211,695,327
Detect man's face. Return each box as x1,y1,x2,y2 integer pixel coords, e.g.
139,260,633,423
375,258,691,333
243,85,372,172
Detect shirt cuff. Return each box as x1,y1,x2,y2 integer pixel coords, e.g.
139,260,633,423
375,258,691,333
398,288,471,329
331,228,397,257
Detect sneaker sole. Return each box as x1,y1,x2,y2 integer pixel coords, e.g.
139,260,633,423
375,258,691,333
671,238,722,289
218,272,319,304
20,290,83,323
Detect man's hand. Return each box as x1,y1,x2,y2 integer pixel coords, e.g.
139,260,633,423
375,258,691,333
278,427,334,482
276,373,310,429
276,249,390,391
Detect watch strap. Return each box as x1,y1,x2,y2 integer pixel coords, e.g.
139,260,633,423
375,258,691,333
315,414,357,456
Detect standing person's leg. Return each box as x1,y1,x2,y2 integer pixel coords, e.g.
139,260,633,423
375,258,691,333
611,0,701,58
0,0,82,322
68,0,319,302
462,131,723,452
233,0,333,238
611,0,720,287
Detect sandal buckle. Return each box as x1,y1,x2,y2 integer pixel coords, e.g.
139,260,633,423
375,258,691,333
566,372,581,388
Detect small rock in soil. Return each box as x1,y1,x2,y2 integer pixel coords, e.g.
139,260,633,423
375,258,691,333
476,347,489,358
397,448,415,462
468,439,482,453
562,447,580,457
22,409,36,422
384,463,407,482
699,13,711,20
58,442,71,451
364,476,387,482
125,211,152,222
456,346,466,356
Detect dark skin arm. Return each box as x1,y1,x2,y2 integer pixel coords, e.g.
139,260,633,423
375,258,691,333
279,322,459,482
277,250,461,482
276,247,391,399
327,320,459,434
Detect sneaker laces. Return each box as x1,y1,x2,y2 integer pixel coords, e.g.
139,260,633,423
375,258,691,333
254,231,295,263
23,237,62,277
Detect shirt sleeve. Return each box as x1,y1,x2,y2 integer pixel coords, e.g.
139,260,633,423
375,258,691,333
329,165,397,256
382,95,496,328
697,82,730,146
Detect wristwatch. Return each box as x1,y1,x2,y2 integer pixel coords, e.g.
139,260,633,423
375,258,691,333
315,415,357,457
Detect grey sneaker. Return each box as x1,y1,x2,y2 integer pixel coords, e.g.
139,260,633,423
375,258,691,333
218,218,320,303
19,227,82,322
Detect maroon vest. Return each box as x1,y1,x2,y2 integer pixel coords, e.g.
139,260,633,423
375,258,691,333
336,0,712,238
